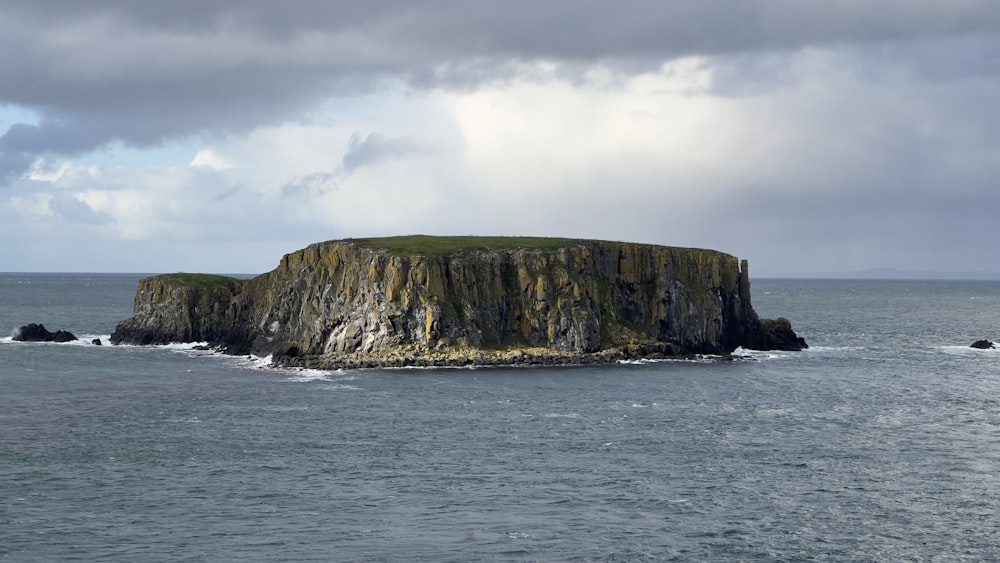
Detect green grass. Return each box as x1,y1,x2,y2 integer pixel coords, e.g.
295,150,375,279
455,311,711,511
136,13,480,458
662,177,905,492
348,235,587,257
157,273,241,290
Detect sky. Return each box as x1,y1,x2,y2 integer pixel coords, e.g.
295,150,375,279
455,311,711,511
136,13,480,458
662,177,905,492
1,1,999,276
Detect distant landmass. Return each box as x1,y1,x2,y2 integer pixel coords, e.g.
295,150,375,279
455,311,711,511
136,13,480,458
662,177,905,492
775,268,1000,281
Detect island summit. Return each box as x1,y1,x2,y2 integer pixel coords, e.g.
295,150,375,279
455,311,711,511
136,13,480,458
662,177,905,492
111,236,807,368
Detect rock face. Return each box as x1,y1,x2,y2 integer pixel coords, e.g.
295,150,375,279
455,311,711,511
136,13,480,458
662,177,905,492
111,237,806,367
745,318,810,352
13,323,78,343
110,273,244,346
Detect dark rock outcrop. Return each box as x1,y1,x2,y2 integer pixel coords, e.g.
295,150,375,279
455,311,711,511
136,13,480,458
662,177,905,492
13,323,78,343
744,318,810,352
971,339,995,349
111,236,806,367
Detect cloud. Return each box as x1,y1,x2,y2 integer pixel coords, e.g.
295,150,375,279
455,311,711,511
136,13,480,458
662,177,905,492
2,1,998,182
0,152,34,183
51,195,112,225
0,120,102,155
0,3,998,275
190,148,234,171
340,132,427,174
8,192,54,219
26,161,72,183
282,131,432,195
282,170,340,197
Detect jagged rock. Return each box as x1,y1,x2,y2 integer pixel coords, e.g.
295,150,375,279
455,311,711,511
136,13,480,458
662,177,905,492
971,339,995,349
52,331,77,342
745,317,809,351
13,323,78,343
50,331,76,342
13,323,51,341
111,236,806,367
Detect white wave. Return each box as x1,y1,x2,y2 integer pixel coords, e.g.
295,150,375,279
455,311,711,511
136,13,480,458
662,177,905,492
316,383,364,391
160,342,209,352
246,353,275,368
284,370,333,382
282,368,362,390
196,351,282,370
0,333,113,346
730,347,795,360
110,340,212,351
365,363,485,371
617,355,720,365
940,344,1000,356
205,352,361,384
617,358,665,365
803,345,867,353
65,334,113,347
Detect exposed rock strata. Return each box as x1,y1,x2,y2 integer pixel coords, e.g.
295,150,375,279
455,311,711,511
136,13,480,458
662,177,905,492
111,237,806,367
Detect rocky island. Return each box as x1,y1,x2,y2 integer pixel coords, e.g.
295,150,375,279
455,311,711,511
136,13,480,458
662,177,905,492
111,236,806,368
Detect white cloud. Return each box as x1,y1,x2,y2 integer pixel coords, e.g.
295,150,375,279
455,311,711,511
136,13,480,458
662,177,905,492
25,160,71,182
440,60,752,213
73,189,162,239
8,192,54,218
189,148,234,170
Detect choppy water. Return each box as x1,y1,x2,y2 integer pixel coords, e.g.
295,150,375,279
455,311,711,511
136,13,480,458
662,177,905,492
3,274,1000,561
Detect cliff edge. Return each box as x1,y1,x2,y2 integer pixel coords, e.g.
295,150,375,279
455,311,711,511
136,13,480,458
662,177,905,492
111,236,806,367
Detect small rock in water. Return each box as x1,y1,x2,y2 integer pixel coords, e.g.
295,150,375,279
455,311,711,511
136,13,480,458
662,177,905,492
970,339,995,349
92,338,103,346
12,323,78,343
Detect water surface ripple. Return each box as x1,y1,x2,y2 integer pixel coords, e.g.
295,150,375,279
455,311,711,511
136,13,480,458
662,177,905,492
3,275,1000,561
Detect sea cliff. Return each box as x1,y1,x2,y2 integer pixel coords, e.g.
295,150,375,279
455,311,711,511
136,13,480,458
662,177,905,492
111,236,806,367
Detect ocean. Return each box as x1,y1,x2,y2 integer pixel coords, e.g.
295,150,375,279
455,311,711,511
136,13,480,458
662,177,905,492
2,273,1000,561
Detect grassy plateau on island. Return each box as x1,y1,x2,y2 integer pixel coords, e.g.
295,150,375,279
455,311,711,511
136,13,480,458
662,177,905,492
159,273,240,289
349,235,590,257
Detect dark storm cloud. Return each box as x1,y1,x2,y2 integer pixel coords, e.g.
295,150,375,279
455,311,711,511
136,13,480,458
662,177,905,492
708,33,1000,97
1,0,999,183
8,1,1000,58
0,121,106,155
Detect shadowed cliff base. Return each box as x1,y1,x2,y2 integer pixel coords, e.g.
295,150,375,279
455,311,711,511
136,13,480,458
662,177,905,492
111,236,806,368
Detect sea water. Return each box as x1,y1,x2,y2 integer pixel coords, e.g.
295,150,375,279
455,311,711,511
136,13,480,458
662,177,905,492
2,274,1000,561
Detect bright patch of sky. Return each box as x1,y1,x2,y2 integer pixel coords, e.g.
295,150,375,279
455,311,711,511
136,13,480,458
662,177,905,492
0,104,39,129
